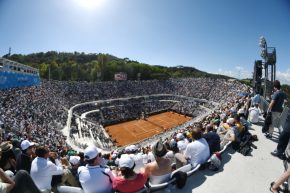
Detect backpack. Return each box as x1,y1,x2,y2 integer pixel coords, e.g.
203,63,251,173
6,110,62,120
238,143,252,156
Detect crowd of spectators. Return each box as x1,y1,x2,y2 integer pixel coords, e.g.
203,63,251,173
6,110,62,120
0,78,248,151
0,78,253,192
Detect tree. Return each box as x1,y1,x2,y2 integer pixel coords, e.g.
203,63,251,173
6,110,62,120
39,63,48,79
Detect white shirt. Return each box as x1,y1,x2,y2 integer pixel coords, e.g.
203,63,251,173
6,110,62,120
184,138,210,167
147,152,155,162
248,107,259,123
131,153,144,173
0,179,8,193
30,157,64,190
78,165,114,193
177,138,189,153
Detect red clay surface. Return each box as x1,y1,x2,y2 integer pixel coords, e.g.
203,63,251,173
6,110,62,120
105,111,192,146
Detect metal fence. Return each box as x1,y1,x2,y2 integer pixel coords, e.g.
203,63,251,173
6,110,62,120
260,97,289,133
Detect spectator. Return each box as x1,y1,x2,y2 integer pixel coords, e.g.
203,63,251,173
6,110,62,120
270,166,290,193
234,115,245,133
123,145,144,173
113,156,147,193
203,124,221,154
184,127,210,167
48,152,64,190
30,146,64,191
78,146,114,193
0,166,14,193
144,141,172,184
16,140,35,173
61,156,80,187
11,140,21,159
0,142,16,173
251,93,261,106
221,118,239,148
0,168,41,193
169,140,187,169
176,133,189,154
248,104,260,124
266,80,288,138
78,152,86,166
271,109,290,160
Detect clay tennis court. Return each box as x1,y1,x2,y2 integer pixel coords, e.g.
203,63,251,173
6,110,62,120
105,111,192,147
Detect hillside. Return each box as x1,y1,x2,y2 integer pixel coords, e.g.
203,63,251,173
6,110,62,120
6,51,231,81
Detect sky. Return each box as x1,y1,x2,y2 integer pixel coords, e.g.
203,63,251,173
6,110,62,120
0,0,290,84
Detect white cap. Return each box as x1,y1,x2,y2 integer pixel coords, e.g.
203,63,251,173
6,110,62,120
176,133,184,140
238,109,245,114
111,153,117,159
84,146,100,160
226,118,235,125
125,146,131,152
21,140,35,151
125,145,137,153
129,145,137,151
69,156,80,165
119,156,134,168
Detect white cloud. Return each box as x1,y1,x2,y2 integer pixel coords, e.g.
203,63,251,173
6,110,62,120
214,65,252,80
235,66,243,71
215,66,290,85
276,69,290,85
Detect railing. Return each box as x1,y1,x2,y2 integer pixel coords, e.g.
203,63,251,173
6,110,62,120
260,97,289,133
260,96,290,191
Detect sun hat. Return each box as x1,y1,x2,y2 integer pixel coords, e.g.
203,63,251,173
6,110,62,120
0,142,13,152
153,141,167,157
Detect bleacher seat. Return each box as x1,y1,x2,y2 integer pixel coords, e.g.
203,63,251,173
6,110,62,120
186,164,200,176
149,164,199,191
148,178,175,192
57,186,84,193
171,164,192,175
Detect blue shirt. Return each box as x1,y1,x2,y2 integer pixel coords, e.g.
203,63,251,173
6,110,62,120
271,90,287,113
252,94,261,105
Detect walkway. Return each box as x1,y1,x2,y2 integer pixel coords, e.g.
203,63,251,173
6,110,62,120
158,119,285,193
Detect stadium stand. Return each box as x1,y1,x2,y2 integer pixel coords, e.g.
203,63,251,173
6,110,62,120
1,78,287,193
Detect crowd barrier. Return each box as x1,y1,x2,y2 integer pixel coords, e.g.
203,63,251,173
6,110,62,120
260,97,289,133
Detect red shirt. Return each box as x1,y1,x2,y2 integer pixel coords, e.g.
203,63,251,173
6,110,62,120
113,173,148,193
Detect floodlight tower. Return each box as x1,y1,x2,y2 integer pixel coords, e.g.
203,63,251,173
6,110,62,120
259,36,276,99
